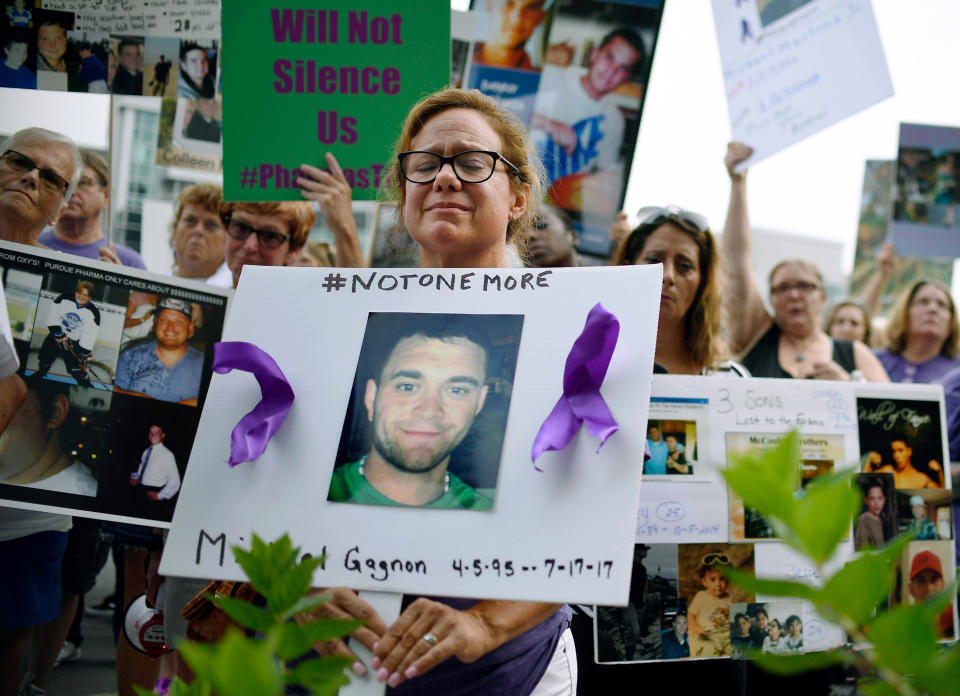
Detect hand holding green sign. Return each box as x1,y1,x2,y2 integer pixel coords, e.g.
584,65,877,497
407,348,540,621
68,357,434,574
224,1,450,201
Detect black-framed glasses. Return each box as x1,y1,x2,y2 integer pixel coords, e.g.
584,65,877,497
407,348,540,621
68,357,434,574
397,150,526,184
224,215,291,250
701,553,731,566
771,281,821,296
1,150,71,196
636,205,710,234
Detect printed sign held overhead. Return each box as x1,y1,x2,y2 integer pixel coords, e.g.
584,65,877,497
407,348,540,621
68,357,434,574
713,0,893,170
222,1,449,201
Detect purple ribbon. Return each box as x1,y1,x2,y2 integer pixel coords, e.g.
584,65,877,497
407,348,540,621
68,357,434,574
212,342,295,467
531,303,620,469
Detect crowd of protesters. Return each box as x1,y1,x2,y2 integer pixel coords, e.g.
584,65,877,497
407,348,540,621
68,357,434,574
2,80,960,696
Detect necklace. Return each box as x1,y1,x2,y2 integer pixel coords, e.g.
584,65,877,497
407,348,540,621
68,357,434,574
787,334,820,363
358,458,450,495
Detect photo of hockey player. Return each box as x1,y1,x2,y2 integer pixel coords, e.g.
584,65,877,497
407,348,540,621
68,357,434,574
26,276,127,389
33,280,101,386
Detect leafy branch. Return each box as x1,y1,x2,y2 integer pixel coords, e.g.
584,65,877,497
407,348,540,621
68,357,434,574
722,431,958,695
135,534,361,696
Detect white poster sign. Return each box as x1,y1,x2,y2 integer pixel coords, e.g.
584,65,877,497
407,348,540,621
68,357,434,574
0,241,231,527
712,0,893,169
161,265,662,605
596,377,955,664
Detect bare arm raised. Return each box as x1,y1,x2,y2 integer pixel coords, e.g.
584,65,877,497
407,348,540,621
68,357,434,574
720,142,772,356
859,241,897,318
298,153,366,268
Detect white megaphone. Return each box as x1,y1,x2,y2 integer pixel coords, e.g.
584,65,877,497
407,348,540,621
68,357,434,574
123,594,171,657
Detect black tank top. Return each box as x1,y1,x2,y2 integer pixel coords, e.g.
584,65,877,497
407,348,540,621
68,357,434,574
742,323,856,379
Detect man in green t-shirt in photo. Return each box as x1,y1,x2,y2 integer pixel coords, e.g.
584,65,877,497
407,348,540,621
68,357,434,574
329,316,496,510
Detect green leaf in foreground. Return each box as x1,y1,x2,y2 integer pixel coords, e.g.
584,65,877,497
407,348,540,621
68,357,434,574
272,618,364,662
178,628,284,696
914,643,960,696
723,568,819,603
857,679,902,696
788,471,861,565
867,600,943,675
211,594,275,634
280,594,333,622
266,554,325,617
819,535,911,628
285,655,354,696
233,534,295,597
722,431,800,524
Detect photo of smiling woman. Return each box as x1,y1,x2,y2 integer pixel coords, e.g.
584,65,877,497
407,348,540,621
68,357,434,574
331,312,523,511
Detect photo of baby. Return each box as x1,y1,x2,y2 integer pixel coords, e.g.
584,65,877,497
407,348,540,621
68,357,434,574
678,543,755,658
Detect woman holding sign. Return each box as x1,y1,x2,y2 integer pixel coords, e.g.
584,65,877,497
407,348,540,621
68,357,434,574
720,142,888,382
299,89,573,694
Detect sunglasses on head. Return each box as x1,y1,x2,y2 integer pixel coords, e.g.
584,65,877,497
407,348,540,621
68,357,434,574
636,206,710,234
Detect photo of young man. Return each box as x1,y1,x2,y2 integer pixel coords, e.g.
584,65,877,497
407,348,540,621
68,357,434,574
854,473,896,550
128,424,181,502
114,297,204,405
473,0,549,70
858,396,947,489
331,313,522,510
32,280,100,388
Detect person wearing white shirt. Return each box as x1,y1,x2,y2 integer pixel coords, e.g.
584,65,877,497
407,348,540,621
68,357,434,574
130,425,181,501
0,276,74,696
0,276,26,433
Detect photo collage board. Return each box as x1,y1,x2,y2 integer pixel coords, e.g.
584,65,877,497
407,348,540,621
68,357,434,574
1,0,224,173
594,374,957,664
849,158,953,318
0,241,230,527
891,122,960,259
459,0,666,257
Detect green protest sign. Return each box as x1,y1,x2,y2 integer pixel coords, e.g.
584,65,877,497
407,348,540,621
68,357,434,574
223,1,450,201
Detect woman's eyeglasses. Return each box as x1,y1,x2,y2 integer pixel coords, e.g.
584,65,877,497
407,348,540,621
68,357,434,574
224,215,291,250
1,149,71,196
771,281,821,296
398,150,526,184
636,206,710,234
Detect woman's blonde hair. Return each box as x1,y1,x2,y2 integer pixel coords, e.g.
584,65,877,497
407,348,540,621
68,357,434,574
611,217,727,371
884,279,959,358
387,88,543,257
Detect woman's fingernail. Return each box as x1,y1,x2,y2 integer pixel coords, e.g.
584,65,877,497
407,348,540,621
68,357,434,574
352,662,366,677
372,642,379,652
387,672,401,688
376,668,389,682
370,657,381,670
404,666,418,679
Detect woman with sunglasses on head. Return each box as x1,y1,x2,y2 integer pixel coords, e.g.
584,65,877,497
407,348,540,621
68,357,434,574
296,88,574,696
611,205,748,376
721,142,888,382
